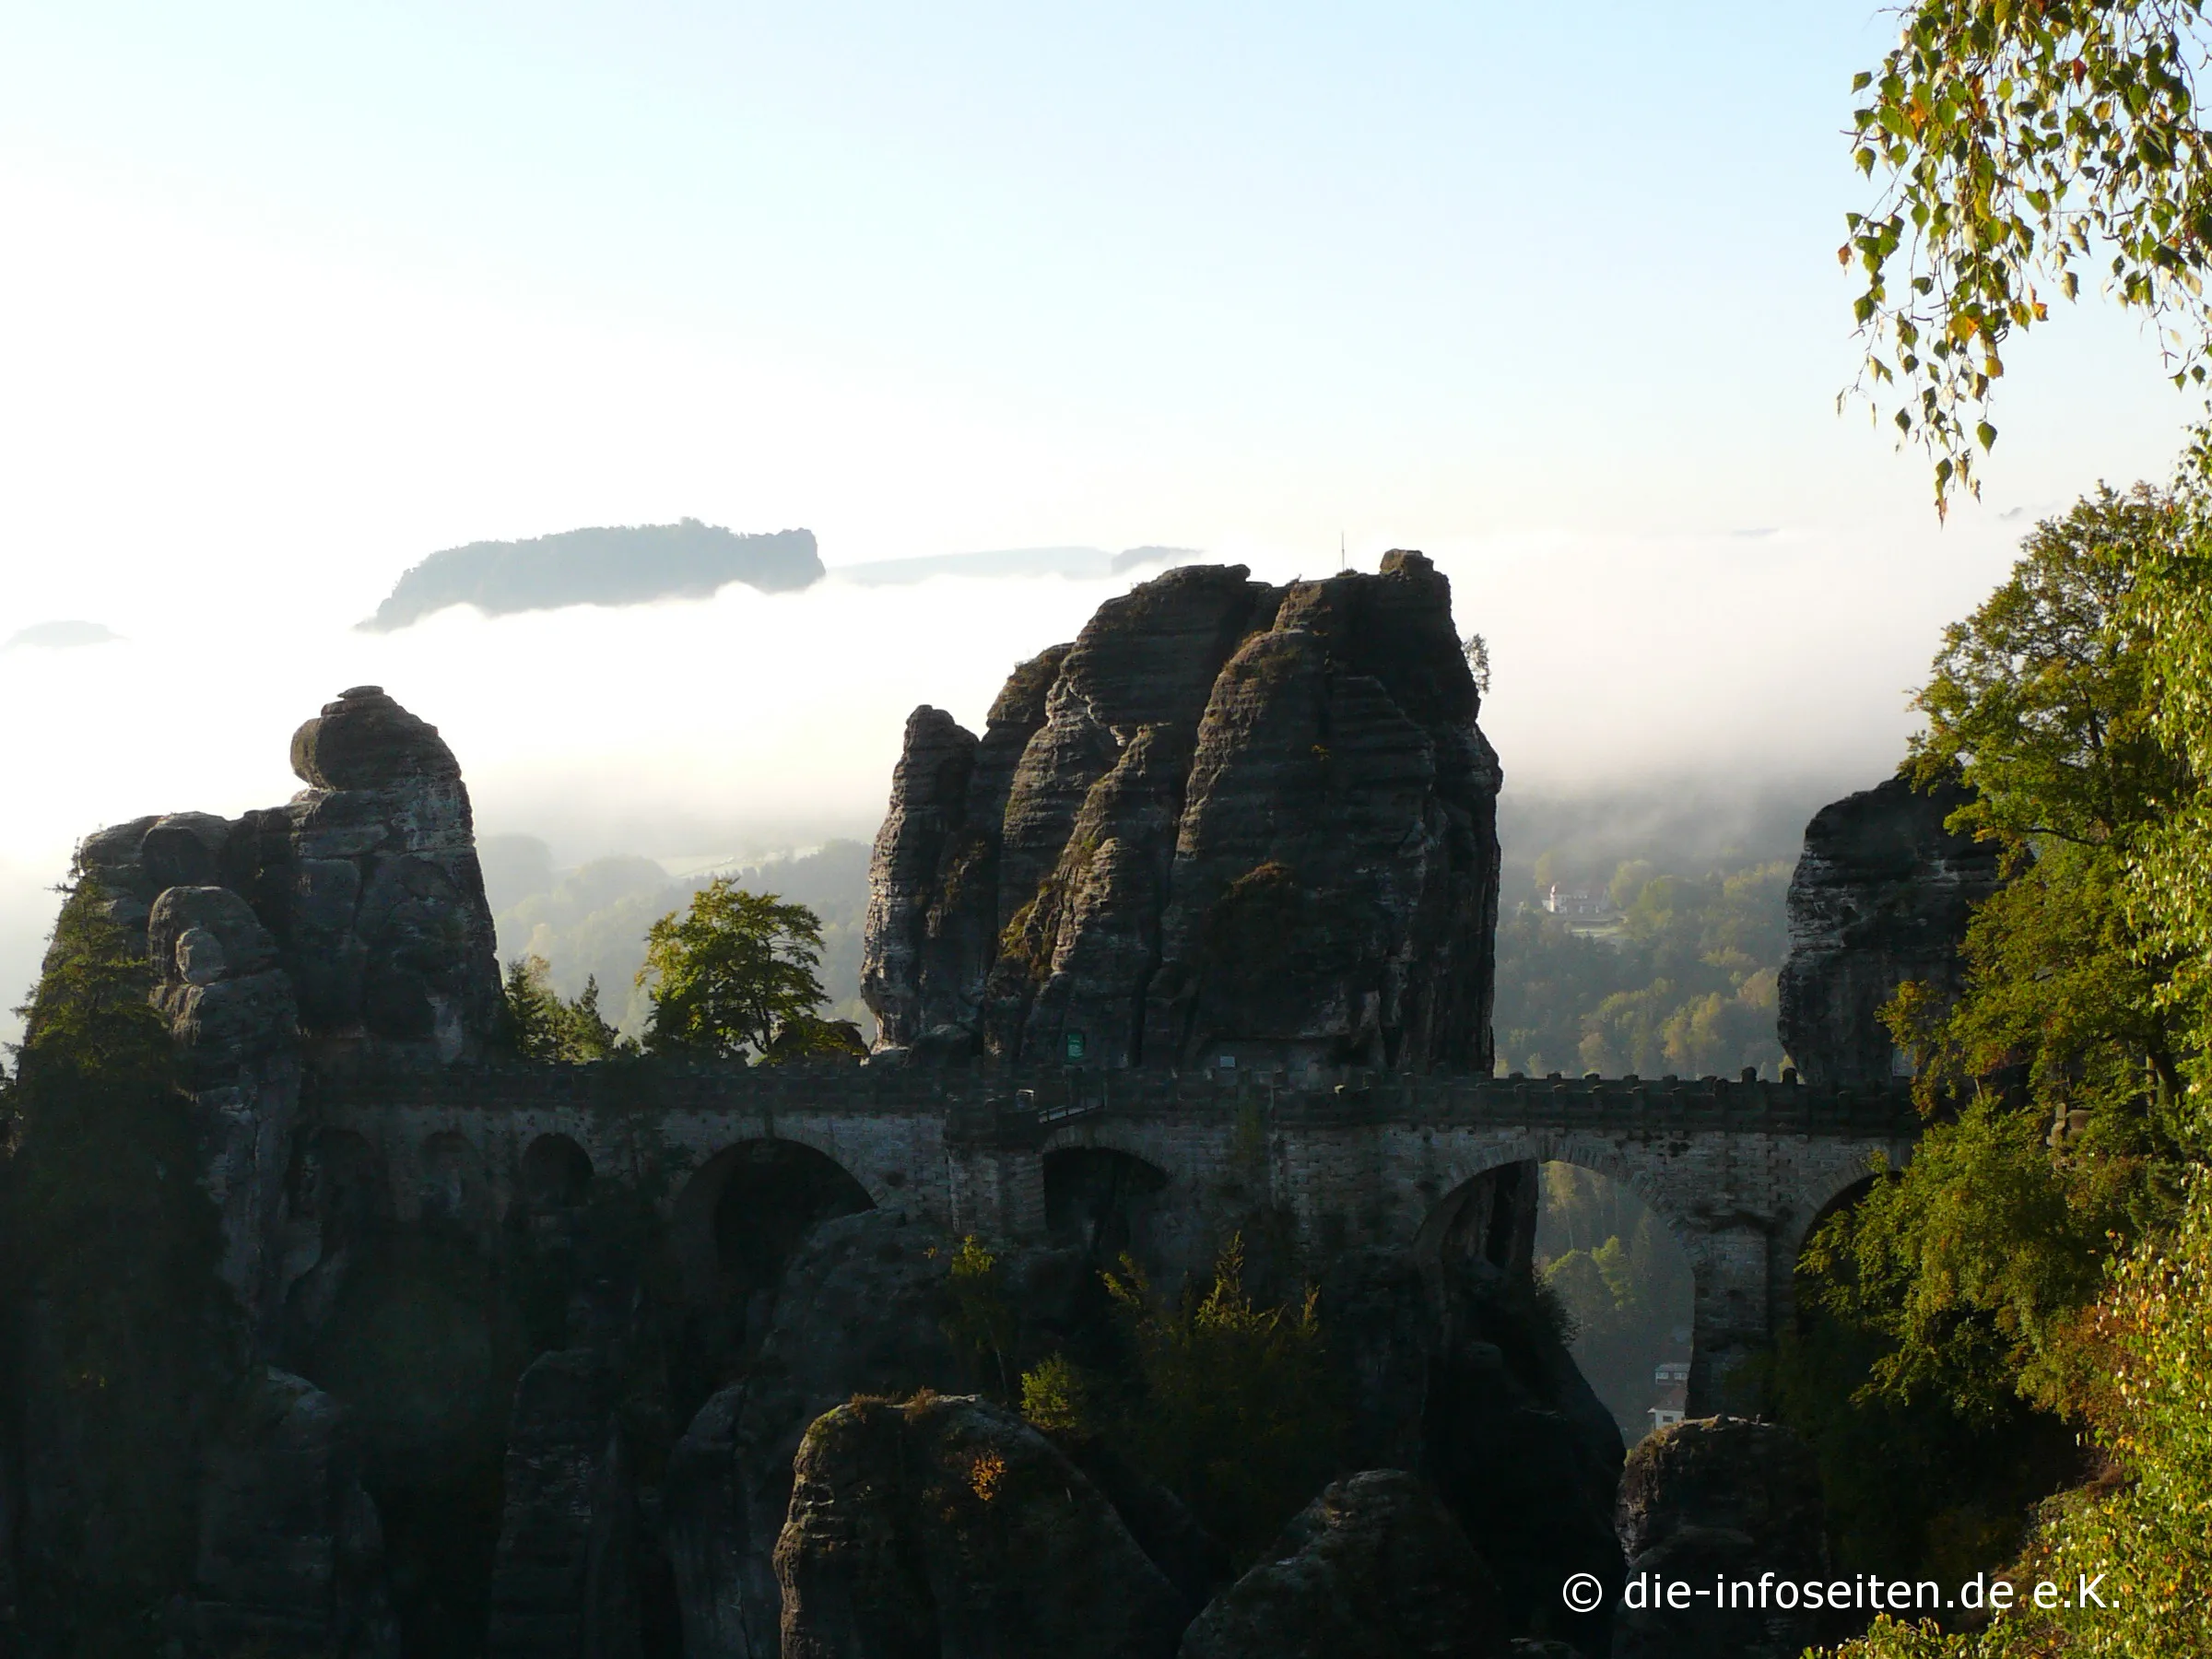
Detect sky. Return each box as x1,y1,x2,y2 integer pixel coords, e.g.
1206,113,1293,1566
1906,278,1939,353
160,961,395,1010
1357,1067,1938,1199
0,2,2200,1030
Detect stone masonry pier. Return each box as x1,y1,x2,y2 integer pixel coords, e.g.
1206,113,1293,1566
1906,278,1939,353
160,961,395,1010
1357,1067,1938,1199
307,1061,1918,1413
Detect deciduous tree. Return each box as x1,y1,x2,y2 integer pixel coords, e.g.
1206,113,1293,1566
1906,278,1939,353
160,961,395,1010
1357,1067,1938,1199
636,877,834,1060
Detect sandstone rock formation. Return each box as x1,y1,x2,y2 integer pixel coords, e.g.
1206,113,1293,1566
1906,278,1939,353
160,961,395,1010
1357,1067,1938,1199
862,556,1501,1071
661,1190,1623,1655
189,1369,399,1658
1613,1416,1831,1659
664,1210,1094,1658
1318,1241,1624,1655
775,1394,1185,1659
147,884,303,1325
1177,1470,1508,1659
20,687,510,1654
75,685,505,1075
487,1350,640,1658
1778,774,2005,1085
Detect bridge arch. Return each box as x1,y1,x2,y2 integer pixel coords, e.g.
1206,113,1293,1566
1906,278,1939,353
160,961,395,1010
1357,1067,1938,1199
1039,1121,1238,1288
520,1132,594,1216
1043,1146,1171,1277
1414,1132,1700,1263
670,1137,876,1341
1777,1154,1904,1274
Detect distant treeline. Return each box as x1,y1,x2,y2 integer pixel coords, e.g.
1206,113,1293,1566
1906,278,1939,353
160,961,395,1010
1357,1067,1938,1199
1490,782,1833,1080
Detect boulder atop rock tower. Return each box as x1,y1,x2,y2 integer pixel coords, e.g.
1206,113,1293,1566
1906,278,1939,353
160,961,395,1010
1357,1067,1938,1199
861,554,1502,1072
71,685,505,1069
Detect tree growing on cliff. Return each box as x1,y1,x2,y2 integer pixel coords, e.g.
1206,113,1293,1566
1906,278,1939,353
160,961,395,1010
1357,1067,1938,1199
1804,487,2200,1423
636,877,835,1060
504,952,629,1062
1816,1173,2212,1659
1098,1235,1346,1564
2,874,243,1648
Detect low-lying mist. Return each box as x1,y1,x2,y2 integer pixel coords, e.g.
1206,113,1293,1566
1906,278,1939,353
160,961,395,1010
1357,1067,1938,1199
0,518,2020,1043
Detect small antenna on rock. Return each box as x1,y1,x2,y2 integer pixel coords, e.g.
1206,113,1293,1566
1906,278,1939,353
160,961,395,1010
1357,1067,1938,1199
1339,532,1347,571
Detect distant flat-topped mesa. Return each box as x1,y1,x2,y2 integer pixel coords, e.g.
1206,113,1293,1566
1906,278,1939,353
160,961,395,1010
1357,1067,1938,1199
359,519,822,630
861,553,1504,1072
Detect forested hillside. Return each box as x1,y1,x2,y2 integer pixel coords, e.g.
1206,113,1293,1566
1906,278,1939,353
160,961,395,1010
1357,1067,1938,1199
1491,787,1825,1081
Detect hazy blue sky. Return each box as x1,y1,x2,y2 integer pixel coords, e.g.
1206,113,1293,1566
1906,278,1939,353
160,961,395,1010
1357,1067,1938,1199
0,3,2200,1024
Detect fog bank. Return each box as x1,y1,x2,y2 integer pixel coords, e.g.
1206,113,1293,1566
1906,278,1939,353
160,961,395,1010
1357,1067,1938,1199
0,518,2023,1041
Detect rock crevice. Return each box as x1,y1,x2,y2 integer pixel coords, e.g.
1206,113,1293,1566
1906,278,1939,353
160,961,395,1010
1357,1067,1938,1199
863,556,1500,1072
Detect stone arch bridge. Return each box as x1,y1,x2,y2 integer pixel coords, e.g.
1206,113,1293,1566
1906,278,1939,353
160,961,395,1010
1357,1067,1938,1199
308,1061,1916,1412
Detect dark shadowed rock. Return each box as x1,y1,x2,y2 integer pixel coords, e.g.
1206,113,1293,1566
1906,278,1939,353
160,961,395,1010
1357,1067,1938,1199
146,885,303,1324
776,1394,1185,1659
191,1368,398,1659
71,686,506,1075
1613,1416,1830,1659
1317,1234,1623,1654
487,1349,639,1659
664,1210,1148,1656
859,708,981,1050
665,1211,971,1659
1177,1470,1508,1659
266,688,506,1063
863,555,1500,1071
1777,774,2005,1086
290,686,465,791
1047,1431,1230,1618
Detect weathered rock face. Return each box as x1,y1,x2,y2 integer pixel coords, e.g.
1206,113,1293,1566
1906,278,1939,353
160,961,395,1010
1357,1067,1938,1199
863,556,1501,1071
1777,774,2004,1086
30,688,508,1655
775,1394,1186,1659
664,1210,1093,1659
62,689,506,1345
487,1350,640,1659
1613,1417,1830,1659
190,1368,399,1659
147,884,303,1324
74,686,504,1074
1177,1469,1508,1659
275,685,505,1065
1318,1241,1624,1654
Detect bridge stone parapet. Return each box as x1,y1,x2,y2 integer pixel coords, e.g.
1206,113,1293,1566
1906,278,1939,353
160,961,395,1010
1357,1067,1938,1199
300,1059,1919,1412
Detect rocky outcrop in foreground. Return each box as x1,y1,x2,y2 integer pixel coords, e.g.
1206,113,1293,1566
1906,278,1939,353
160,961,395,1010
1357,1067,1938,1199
486,1350,638,1658
862,555,1502,1072
1178,1470,1508,1659
1318,1239,1622,1655
664,1210,1104,1657
776,1394,1186,1659
1777,774,2004,1085
660,1194,1623,1657
1613,1416,1831,1659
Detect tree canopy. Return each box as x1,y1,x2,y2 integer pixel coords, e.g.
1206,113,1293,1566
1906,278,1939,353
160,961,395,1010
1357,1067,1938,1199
1846,1,2212,506
1802,484,2199,1422
503,952,629,1063
635,877,857,1060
